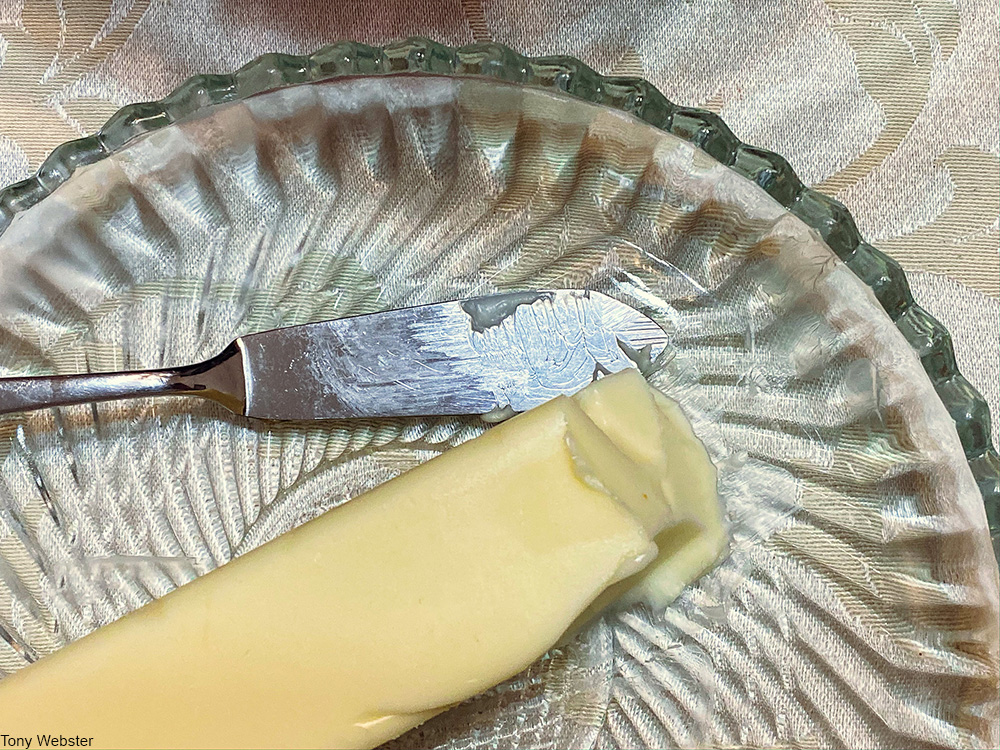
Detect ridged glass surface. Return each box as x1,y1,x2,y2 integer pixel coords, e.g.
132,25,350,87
2,39,995,555
0,74,996,749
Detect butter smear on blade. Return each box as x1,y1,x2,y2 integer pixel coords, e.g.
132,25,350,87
0,369,725,749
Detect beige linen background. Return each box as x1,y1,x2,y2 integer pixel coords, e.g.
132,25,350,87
0,0,997,435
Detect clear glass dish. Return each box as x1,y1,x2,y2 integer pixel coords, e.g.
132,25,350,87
0,39,996,749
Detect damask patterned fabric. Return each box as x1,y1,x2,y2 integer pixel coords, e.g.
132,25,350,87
0,3,997,748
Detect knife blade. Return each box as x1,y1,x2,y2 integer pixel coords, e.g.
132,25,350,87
0,290,668,420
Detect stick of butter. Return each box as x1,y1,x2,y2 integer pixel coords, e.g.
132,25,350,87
0,369,725,749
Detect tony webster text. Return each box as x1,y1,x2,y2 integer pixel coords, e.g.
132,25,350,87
1,737,93,748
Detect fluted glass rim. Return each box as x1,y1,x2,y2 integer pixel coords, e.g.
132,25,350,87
0,36,995,553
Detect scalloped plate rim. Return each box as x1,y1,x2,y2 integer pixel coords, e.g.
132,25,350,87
0,36,994,550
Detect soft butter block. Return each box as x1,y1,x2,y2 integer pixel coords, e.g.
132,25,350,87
0,370,724,749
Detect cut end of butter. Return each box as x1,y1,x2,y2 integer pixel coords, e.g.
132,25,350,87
573,369,728,614
0,369,726,750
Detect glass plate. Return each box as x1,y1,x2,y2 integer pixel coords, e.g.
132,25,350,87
0,39,997,750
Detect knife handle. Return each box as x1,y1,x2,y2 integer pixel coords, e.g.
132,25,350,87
0,343,246,417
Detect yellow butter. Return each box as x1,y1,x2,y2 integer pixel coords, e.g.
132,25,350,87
574,370,727,616
0,370,725,749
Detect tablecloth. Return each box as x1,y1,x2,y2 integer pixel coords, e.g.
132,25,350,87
0,0,997,435
0,4,999,749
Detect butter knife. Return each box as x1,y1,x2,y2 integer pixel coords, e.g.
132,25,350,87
0,290,668,420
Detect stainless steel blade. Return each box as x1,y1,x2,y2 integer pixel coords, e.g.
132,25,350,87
237,290,668,420
0,290,668,420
